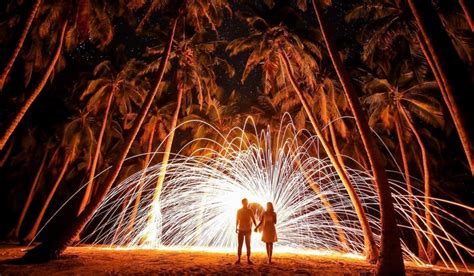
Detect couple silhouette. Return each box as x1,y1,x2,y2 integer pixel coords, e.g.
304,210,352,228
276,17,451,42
235,198,277,264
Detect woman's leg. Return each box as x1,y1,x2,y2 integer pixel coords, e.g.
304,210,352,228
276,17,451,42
266,243,270,263
269,243,273,263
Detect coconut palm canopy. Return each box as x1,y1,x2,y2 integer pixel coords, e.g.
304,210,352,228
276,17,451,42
0,0,472,274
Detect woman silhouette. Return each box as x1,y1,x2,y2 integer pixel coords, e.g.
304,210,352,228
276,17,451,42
255,202,277,264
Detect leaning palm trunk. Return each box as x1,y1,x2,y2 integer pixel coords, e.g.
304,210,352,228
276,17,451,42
0,0,41,91
294,155,348,248
289,131,348,247
329,123,345,169
279,52,377,262
152,87,183,203
77,90,115,216
416,34,453,119
144,86,184,245
10,151,48,240
22,18,178,262
394,113,425,260
459,0,474,31
311,1,405,274
399,106,435,262
24,153,71,242
128,122,157,233
0,138,14,167
0,21,68,151
408,0,474,176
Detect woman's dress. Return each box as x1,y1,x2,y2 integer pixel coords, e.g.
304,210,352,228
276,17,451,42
261,212,277,243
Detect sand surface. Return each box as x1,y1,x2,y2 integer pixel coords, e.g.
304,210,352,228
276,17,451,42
0,244,471,275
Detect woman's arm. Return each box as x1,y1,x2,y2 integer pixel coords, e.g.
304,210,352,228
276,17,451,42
255,214,264,230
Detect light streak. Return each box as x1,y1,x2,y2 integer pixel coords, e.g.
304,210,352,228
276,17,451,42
80,116,472,272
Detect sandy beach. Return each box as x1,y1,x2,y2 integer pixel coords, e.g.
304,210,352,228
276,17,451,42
0,244,471,275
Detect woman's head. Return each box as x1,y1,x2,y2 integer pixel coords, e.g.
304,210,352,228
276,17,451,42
266,202,274,212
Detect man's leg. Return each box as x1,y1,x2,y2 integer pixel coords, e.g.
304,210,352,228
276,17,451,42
245,231,253,264
236,231,244,264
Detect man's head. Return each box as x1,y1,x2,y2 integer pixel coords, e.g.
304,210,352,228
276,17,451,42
241,198,248,208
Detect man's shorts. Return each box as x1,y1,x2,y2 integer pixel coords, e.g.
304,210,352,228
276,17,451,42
238,230,252,240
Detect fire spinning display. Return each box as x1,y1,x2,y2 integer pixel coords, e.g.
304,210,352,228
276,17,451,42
73,117,472,271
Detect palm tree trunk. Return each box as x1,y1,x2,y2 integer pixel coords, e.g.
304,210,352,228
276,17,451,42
289,130,347,248
394,113,425,259
459,0,474,31
329,123,345,168
295,156,348,248
0,21,68,151
416,34,454,119
11,151,48,240
152,87,183,202
0,138,14,167
24,153,71,242
279,51,378,263
409,0,474,176
128,122,156,233
399,105,435,263
311,1,405,274
144,86,184,245
77,89,114,216
0,0,41,91
22,17,178,262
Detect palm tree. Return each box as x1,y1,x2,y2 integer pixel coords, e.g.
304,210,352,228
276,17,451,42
345,0,427,81
346,0,474,177
132,0,170,33
407,0,474,177
125,105,170,233
362,70,444,261
0,0,115,150
254,90,351,249
9,136,54,241
141,33,234,240
21,0,237,258
459,0,474,31
133,0,230,33
227,13,377,261
0,21,68,151
22,14,177,262
23,110,96,242
345,0,473,78
280,51,378,261
3,128,51,241
0,0,41,91
312,1,405,274
180,91,242,156
77,60,146,216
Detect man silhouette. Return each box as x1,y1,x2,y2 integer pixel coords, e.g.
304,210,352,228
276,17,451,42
235,198,256,264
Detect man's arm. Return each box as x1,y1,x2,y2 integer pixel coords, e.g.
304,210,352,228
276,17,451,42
236,211,239,233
